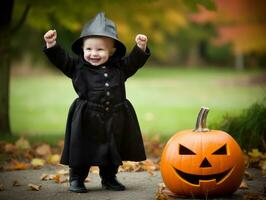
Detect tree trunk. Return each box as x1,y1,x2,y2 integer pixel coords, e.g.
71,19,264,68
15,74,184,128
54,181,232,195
0,0,14,135
185,43,203,67
235,52,244,70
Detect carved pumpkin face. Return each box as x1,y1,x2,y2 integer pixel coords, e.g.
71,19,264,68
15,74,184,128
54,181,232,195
160,108,245,196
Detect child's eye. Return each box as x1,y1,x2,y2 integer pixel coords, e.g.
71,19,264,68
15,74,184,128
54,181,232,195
86,48,91,50
98,48,104,51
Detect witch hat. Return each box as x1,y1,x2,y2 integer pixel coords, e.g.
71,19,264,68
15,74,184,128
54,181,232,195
72,12,126,57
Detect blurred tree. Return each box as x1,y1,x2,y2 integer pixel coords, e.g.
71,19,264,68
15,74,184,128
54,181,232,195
174,23,214,66
190,0,266,69
0,0,14,135
0,0,214,135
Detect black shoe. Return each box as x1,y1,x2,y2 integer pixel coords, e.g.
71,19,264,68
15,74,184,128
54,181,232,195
69,180,88,193
101,177,126,191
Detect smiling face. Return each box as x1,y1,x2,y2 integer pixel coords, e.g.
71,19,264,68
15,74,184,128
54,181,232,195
174,143,233,186
160,129,245,196
83,36,116,66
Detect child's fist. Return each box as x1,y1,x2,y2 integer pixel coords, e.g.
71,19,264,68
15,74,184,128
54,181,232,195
135,34,148,51
44,30,57,48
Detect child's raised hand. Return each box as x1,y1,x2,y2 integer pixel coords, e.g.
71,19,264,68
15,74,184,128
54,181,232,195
44,30,57,48
135,34,148,51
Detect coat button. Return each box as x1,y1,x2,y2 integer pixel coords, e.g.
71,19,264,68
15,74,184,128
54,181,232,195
105,101,110,105
106,91,110,96
105,107,110,111
105,82,109,87
104,73,108,77
102,66,106,69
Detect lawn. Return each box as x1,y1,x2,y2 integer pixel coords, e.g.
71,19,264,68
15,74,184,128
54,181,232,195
10,67,265,142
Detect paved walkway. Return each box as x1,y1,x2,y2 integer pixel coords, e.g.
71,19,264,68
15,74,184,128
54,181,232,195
0,166,265,200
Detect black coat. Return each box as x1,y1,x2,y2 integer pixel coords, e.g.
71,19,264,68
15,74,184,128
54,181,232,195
44,44,150,167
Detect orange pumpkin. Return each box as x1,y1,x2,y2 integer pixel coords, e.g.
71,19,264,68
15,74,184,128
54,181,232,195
160,107,245,197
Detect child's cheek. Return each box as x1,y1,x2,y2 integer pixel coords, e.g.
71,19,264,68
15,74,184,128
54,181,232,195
84,51,89,57
83,52,89,62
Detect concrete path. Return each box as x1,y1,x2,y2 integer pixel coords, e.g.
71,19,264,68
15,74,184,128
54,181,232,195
0,166,265,200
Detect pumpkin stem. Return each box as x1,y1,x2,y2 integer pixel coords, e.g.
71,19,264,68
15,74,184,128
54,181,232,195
194,107,210,132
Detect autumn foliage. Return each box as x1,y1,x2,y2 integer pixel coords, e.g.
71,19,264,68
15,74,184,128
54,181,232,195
190,0,266,54
0,137,160,172
0,137,265,175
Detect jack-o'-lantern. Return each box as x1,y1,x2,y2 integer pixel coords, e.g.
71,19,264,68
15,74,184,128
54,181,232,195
160,107,245,197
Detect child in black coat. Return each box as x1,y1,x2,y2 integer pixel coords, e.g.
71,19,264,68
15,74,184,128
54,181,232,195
43,12,150,193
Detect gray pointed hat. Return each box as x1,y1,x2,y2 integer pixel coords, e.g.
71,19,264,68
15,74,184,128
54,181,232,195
72,12,126,57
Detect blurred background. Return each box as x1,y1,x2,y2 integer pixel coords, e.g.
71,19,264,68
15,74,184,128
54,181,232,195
1,0,265,151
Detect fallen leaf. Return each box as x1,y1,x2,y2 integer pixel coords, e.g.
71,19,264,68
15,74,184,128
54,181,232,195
119,160,159,172
157,183,184,198
6,159,30,171
59,176,68,184
47,154,60,164
246,149,266,170
244,171,253,180
155,183,169,200
147,170,155,176
56,169,69,175
259,160,266,176
248,149,263,158
120,161,140,172
52,174,61,183
15,137,31,150
40,173,69,184
40,174,49,181
4,143,16,153
31,158,45,168
50,174,68,184
157,183,166,192
155,190,169,200
239,180,249,189
141,159,159,171
57,140,64,148
40,174,57,181
28,183,41,191
12,180,21,186
35,144,51,157
23,150,34,161
144,137,163,158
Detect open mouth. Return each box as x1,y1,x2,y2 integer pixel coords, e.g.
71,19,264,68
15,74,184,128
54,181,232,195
174,167,232,185
90,58,101,62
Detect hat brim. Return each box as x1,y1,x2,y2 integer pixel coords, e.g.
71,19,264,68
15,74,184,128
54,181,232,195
71,34,126,57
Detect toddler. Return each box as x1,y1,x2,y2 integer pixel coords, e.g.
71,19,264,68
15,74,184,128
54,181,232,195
43,12,150,193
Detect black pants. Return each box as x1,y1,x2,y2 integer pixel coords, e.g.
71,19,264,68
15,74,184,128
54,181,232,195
69,164,119,182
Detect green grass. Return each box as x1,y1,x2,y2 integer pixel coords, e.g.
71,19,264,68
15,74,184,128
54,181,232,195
9,67,265,143
211,98,266,151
